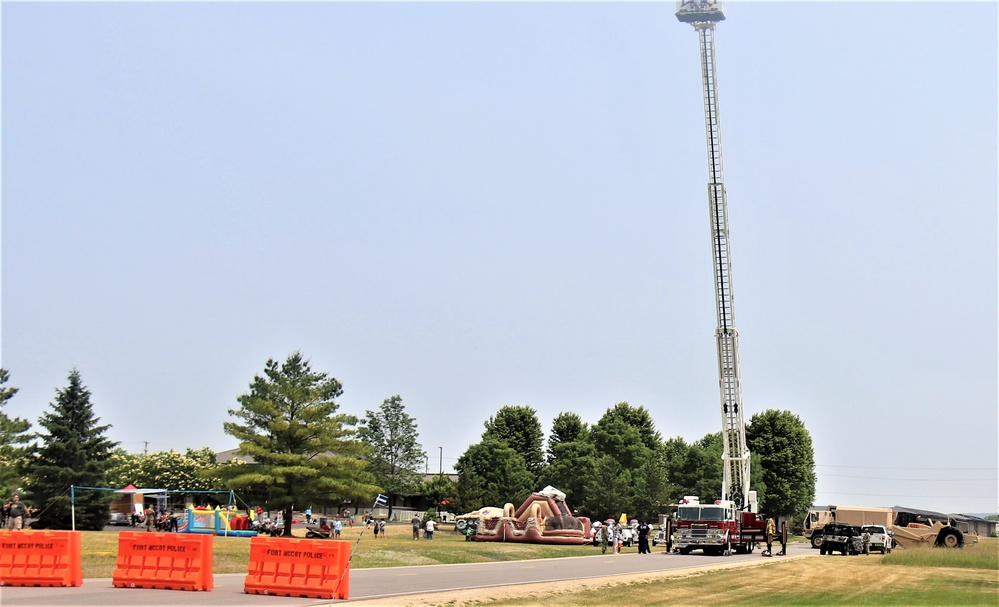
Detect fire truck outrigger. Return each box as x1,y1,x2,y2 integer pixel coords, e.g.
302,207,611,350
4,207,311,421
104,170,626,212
670,0,786,557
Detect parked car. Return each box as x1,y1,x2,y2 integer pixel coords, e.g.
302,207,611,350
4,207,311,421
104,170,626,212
861,524,893,554
651,527,669,547
590,521,607,546
820,522,863,555
108,512,130,526
619,524,637,548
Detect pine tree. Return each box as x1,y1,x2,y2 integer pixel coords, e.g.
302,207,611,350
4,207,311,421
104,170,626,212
220,352,379,536
0,368,33,498
27,369,118,530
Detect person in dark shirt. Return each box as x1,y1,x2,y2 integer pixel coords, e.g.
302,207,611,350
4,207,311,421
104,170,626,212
5,495,30,530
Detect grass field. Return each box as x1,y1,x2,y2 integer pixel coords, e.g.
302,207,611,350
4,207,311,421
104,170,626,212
472,538,999,607
76,527,998,606
79,523,598,577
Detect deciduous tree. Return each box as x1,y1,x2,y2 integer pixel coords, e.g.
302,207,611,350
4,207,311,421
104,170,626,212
106,448,222,492
455,439,534,511
746,409,816,517
540,434,598,511
357,395,425,518
482,406,545,482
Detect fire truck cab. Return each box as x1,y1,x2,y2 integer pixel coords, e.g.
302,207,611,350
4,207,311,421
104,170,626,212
674,495,777,556
675,496,741,555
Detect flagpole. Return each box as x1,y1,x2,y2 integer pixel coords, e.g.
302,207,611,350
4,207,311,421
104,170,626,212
333,494,384,597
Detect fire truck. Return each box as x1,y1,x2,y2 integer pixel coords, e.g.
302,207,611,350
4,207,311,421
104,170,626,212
674,495,784,556
670,1,786,557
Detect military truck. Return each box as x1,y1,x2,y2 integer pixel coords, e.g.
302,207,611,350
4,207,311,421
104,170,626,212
806,504,977,550
804,505,894,549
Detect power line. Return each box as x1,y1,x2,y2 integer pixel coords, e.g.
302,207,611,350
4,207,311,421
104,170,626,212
816,490,996,500
822,474,996,482
817,464,997,471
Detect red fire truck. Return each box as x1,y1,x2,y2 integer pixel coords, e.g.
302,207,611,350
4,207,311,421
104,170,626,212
671,1,786,558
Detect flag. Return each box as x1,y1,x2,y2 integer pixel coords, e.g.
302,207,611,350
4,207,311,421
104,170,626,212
374,494,388,507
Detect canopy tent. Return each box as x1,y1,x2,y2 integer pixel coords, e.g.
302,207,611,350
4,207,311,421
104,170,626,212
69,485,236,531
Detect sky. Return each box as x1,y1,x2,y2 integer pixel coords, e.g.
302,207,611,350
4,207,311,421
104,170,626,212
2,1,996,516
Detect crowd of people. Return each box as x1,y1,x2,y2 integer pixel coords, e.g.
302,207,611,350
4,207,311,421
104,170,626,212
597,519,656,555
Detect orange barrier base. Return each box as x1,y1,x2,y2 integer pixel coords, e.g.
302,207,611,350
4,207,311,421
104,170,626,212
0,530,83,587
112,531,213,591
244,537,350,600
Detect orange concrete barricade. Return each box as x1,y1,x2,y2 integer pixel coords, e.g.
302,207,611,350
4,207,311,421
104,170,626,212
0,530,83,587
244,536,350,600
112,531,213,591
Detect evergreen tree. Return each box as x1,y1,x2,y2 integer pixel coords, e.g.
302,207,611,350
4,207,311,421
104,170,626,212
0,369,33,498
421,475,457,515
357,395,426,518
27,369,118,530
219,352,379,536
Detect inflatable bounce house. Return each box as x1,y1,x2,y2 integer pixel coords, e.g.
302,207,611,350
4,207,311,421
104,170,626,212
178,506,257,537
455,486,591,545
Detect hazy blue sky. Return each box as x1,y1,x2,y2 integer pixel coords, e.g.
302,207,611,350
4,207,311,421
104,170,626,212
2,2,996,515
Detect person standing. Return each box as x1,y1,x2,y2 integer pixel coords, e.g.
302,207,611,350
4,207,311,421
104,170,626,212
764,517,776,556
610,522,620,555
637,520,651,554
373,518,380,539
412,514,421,540
145,505,155,532
333,517,342,538
305,507,312,524
378,519,386,538
424,517,435,541
5,496,29,531
600,523,610,554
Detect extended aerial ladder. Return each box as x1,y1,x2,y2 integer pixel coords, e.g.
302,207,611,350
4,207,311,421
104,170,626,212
676,0,753,512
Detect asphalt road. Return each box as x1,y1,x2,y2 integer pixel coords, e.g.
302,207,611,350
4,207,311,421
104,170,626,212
0,543,813,606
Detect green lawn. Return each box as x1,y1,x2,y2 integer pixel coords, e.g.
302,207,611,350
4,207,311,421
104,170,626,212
80,524,598,577
473,538,999,607
75,528,999,607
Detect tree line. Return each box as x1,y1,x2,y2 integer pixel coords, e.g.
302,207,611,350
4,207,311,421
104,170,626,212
0,352,816,533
